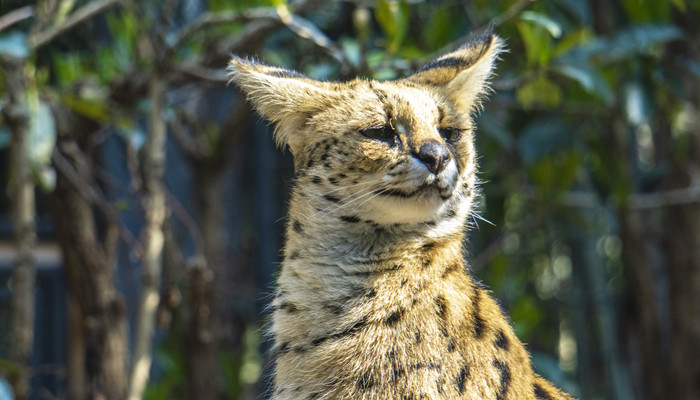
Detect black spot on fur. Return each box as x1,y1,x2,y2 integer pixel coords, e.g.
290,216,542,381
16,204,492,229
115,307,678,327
310,316,368,347
277,341,290,355
422,241,436,250
323,194,340,203
279,302,298,313
495,329,510,350
435,295,449,336
292,220,303,233
425,220,437,227
311,176,322,184
415,329,422,343
534,383,553,399
411,361,441,371
494,360,511,400
441,263,461,279
365,288,377,298
385,307,405,326
447,338,456,352
473,287,486,339
455,364,470,394
340,215,361,223
357,371,374,391
436,378,445,394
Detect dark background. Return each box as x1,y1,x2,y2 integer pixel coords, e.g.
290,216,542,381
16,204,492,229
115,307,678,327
0,1,699,399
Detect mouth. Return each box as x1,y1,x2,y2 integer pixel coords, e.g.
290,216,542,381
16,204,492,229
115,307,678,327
376,182,453,200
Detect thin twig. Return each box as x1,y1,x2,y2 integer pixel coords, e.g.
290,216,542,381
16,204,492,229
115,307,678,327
173,7,352,73
51,147,144,258
489,0,537,29
30,0,122,49
426,0,537,61
0,6,35,32
172,63,230,83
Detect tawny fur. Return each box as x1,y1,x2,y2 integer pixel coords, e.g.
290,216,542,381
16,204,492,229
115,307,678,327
229,32,576,400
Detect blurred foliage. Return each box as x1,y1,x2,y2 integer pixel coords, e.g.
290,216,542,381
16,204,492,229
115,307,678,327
1,0,698,399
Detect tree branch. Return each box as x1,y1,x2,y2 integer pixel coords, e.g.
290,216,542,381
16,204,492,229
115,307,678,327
29,0,122,49
172,6,352,73
0,6,35,33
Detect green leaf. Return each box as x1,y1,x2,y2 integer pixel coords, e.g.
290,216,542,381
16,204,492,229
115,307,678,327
0,31,29,58
520,11,563,39
553,62,613,104
516,21,553,67
562,24,682,64
60,94,113,123
553,28,594,57
375,0,409,53
623,0,671,22
516,75,562,110
424,7,451,49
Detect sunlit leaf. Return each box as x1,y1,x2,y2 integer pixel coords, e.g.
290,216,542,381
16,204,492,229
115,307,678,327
520,11,563,39
516,21,553,67
60,94,112,122
553,28,594,57
375,0,409,52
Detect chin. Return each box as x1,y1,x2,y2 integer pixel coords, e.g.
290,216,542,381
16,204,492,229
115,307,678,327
364,192,450,225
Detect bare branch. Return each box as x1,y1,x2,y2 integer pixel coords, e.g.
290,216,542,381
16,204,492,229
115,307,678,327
489,0,537,29
173,6,352,73
30,0,122,49
128,72,167,400
426,0,537,61
51,147,143,258
172,63,229,83
0,6,35,33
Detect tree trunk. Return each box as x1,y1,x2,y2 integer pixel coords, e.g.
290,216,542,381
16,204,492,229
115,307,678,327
186,166,224,400
50,106,128,400
659,18,700,396
128,74,168,400
2,54,37,400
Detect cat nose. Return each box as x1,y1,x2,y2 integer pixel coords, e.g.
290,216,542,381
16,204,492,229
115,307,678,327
415,141,451,174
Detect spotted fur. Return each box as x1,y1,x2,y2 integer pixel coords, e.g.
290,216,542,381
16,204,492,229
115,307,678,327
229,31,576,400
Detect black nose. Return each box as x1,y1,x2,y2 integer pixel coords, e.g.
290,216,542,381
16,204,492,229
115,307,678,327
415,141,451,174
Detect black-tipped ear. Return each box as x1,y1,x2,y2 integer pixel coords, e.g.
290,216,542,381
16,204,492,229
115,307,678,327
405,32,504,112
228,56,339,153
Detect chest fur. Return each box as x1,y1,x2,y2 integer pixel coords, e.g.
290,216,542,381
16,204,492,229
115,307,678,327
270,234,535,400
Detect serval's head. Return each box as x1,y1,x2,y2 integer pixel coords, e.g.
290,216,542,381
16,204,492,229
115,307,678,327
229,32,502,227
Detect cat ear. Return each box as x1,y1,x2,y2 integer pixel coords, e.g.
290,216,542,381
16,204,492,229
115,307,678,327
406,31,504,113
228,56,338,153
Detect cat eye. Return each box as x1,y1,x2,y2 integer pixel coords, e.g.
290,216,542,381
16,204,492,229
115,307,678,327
361,125,396,144
438,127,462,142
